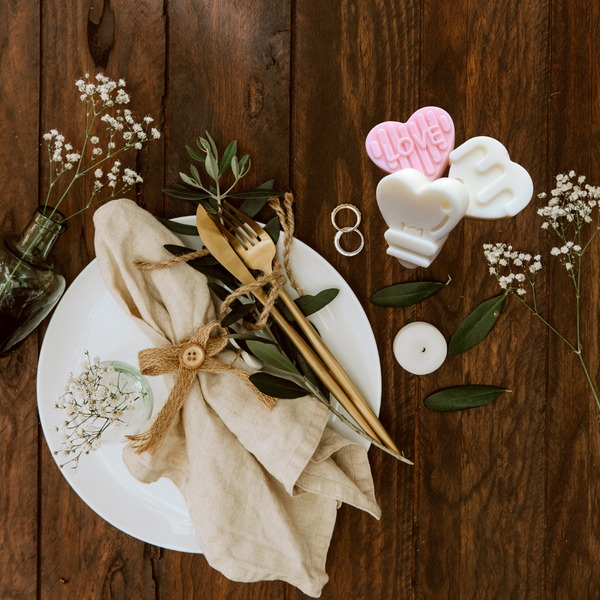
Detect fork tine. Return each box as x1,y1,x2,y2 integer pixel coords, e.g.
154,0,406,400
207,212,248,252
223,201,269,241
217,205,259,246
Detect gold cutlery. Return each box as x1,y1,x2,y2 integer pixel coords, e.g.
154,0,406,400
203,201,399,454
195,203,382,443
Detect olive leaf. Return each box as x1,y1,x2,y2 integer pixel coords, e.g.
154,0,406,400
237,180,281,217
296,289,339,316
207,281,233,301
161,187,212,202
221,303,254,328
279,289,339,321
264,217,280,245
279,289,340,321
448,293,507,355
424,385,511,412
369,276,451,307
246,340,301,375
156,217,199,236
219,140,237,176
186,145,205,162
249,373,307,399
224,333,276,345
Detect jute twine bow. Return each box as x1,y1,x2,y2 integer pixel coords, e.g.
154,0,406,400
127,321,277,455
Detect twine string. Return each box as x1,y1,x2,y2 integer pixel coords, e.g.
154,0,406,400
127,321,277,455
134,192,305,329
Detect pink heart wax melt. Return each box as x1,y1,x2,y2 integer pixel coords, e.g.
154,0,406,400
366,107,455,181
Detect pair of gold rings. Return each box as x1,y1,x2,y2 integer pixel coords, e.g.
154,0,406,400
330,204,364,257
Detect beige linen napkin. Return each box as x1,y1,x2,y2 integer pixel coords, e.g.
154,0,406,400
93,199,381,597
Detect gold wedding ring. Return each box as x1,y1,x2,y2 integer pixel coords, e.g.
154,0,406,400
331,204,364,257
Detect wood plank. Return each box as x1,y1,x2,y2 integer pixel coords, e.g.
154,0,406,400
38,1,166,598
159,1,290,598
418,0,548,597
547,0,600,596
0,2,40,598
292,0,420,598
164,0,291,220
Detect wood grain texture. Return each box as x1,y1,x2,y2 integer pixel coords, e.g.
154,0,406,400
547,0,600,597
38,1,165,599
157,1,290,598
0,2,40,598
165,0,292,220
2,0,600,598
292,0,419,598
419,0,549,598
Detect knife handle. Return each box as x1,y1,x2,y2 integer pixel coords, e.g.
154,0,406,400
251,287,381,443
277,288,399,454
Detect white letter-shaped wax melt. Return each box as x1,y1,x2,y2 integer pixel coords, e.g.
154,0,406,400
448,136,533,220
376,168,469,269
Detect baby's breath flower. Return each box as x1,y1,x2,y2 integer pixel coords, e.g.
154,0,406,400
53,352,148,473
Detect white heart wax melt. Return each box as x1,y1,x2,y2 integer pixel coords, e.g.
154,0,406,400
376,168,469,269
448,136,534,220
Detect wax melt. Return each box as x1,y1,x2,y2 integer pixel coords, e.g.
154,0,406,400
366,107,455,181
376,168,469,269
448,136,533,219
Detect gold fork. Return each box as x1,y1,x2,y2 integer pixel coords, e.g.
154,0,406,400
196,203,382,444
210,201,400,454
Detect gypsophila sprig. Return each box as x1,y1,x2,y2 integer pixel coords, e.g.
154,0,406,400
0,74,161,299
484,172,600,415
53,352,147,472
43,73,161,221
484,243,542,303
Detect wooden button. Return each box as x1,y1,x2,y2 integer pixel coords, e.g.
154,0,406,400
179,344,206,369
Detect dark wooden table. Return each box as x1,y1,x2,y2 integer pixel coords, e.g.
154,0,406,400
1,0,598,598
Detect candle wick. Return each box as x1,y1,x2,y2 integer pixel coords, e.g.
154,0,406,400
422,348,426,353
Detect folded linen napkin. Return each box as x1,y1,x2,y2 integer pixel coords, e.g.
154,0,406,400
93,199,381,597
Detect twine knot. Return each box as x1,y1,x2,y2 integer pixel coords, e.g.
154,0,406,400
127,322,276,455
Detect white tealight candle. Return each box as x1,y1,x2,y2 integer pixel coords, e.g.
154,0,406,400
393,321,447,375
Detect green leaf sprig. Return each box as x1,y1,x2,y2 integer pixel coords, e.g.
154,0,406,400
163,133,284,223
448,294,507,355
370,276,451,307
424,386,511,412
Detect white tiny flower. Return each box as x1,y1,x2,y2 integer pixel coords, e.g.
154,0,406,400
151,128,161,139
94,168,103,179
516,288,526,296
499,258,508,266
565,263,573,270
92,148,102,156
90,136,100,144
560,246,569,254
551,247,560,256
43,133,52,141
541,222,549,229
134,142,142,150
143,116,153,123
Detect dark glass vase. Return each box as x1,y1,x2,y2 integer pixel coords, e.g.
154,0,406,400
0,206,69,356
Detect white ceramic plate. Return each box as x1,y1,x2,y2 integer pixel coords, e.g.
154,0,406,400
37,216,382,553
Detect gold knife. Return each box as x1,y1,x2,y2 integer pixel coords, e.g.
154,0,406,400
196,203,382,443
